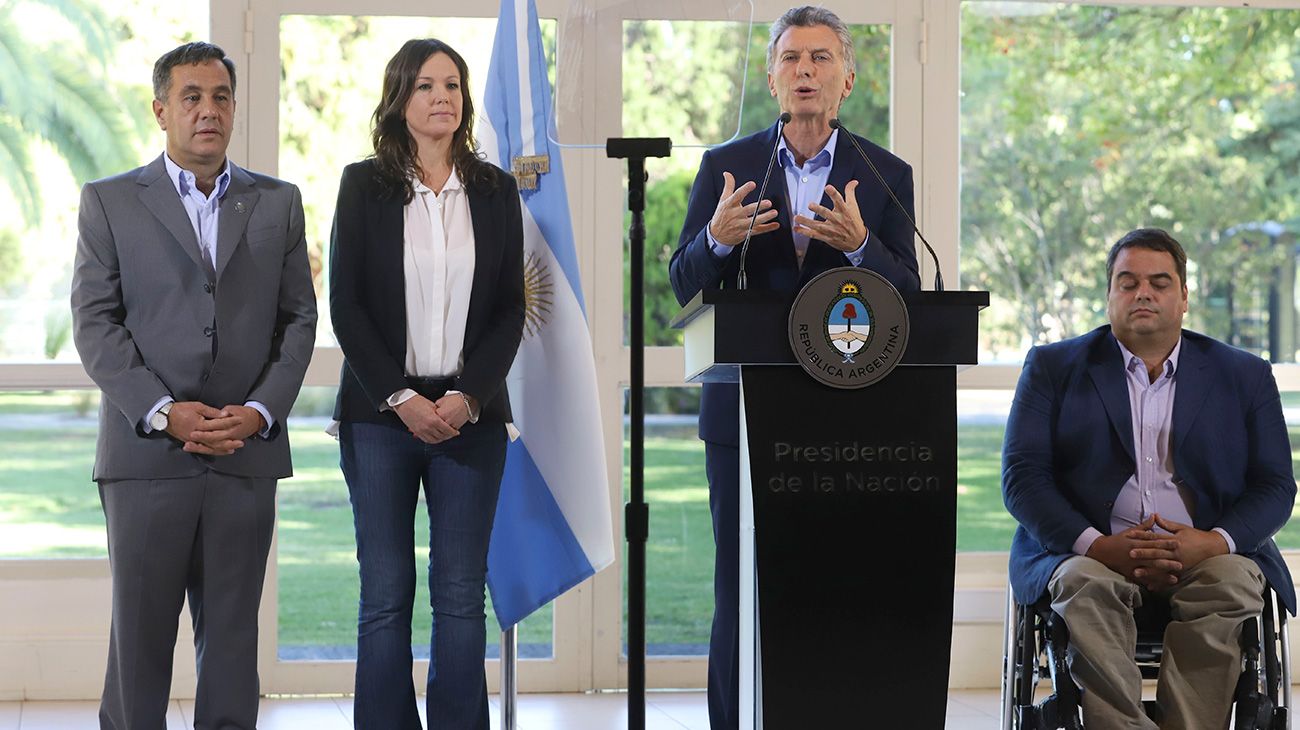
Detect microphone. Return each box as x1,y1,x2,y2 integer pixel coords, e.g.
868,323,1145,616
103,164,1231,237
829,118,944,291
737,111,792,289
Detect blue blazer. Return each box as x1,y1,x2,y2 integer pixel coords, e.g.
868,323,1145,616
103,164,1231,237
669,123,921,446
1003,326,1296,612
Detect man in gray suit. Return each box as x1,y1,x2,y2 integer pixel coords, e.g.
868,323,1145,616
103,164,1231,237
70,42,316,730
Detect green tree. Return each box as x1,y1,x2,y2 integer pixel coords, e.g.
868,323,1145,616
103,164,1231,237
737,22,890,144
622,20,749,348
961,6,1300,353
623,20,750,148
625,168,696,347
0,0,142,228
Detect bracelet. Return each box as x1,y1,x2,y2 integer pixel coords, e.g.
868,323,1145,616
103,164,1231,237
458,391,475,421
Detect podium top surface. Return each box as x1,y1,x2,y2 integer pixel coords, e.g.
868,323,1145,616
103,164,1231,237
669,288,990,331
670,288,990,383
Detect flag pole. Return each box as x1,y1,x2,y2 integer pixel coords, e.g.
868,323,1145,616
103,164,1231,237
501,626,518,730
606,137,672,730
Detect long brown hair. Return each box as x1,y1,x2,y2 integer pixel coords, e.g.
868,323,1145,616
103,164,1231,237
371,38,496,202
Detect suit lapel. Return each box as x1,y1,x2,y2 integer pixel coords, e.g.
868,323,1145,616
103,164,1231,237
1171,335,1208,454
766,164,800,279
378,195,404,279
749,125,799,289
1086,333,1136,463
136,156,207,272
821,129,856,214
215,165,260,282
464,185,496,345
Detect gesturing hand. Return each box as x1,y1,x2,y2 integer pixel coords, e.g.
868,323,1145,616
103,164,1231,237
708,171,779,246
793,180,868,253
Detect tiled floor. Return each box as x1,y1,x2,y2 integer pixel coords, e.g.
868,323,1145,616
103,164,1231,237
0,690,1005,729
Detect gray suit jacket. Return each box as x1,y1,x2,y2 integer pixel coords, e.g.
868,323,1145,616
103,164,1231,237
71,154,317,481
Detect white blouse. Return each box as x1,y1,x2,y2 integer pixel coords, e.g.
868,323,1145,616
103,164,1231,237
401,168,476,379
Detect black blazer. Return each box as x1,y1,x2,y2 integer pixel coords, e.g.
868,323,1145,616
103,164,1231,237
669,123,921,446
329,158,525,426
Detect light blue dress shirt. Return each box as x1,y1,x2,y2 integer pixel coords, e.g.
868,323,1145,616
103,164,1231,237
708,129,870,265
165,153,231,270
1072,336,1235,556
142,154,272,437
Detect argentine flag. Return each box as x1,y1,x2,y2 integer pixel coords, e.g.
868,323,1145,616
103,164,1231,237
480,0,615,629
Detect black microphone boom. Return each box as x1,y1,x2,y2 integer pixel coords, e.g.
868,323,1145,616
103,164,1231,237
829,118,944,291
737,111,792,289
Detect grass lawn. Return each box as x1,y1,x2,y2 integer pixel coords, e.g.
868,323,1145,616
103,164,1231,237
624,431,714,651
8,390,1300,655
0,426,105,556
254,428,557,655
0,390,100,417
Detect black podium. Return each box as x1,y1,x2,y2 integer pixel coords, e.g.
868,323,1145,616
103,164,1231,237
671,288,988,729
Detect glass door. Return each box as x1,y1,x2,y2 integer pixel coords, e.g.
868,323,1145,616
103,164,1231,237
241,0,929,694
601,0,929,690
242,0,571,693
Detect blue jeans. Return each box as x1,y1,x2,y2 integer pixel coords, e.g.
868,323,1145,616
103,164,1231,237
339,420,506,730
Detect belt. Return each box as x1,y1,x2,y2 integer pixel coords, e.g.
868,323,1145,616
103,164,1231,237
406,376,455,401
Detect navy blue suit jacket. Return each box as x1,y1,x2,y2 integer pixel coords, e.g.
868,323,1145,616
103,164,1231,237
1003,326,1296,612
669,123,920,446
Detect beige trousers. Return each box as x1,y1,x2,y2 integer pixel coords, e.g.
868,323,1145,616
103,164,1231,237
1047,554,1264,730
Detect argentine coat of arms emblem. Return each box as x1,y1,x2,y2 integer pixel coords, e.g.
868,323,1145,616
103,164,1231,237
788,267,909,389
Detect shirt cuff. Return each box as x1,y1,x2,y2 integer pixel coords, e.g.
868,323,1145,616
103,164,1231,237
142,396,174,434
706,223,737,259
1212,527,1237,554
245,401,273,438
1072,527,1104,557
384,388,418,412
447,390,480,424
845,233,870,266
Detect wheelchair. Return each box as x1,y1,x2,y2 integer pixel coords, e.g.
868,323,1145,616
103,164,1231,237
999,583,1293,729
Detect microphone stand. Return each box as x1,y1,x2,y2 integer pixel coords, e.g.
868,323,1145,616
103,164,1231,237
830,118,945,291
606,136,672,730
737,112,791,289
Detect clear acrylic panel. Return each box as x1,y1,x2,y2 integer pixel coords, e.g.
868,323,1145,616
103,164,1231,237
626,21,892,346
554,1,754,147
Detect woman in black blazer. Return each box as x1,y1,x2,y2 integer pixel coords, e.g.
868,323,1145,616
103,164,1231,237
329,38,524,730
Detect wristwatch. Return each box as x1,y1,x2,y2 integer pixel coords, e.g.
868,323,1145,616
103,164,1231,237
149,402,173,432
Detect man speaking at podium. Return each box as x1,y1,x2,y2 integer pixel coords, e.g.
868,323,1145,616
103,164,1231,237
669,6,920,728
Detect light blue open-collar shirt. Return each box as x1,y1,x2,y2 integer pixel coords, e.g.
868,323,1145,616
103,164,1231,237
708,129,870,266
164,153,231,270
1071,335,1235,556
143,154,272,437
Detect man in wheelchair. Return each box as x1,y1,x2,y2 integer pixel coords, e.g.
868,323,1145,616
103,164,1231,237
1002,228,1296,728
